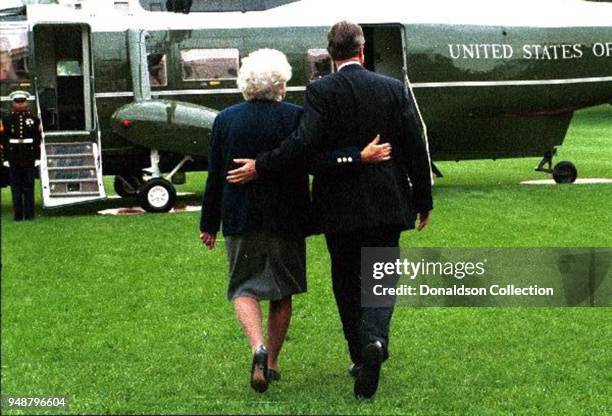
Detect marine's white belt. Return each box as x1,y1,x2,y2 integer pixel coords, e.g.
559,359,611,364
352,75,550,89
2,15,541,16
9,138,34,144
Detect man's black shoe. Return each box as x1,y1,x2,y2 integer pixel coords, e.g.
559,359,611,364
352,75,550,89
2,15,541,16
354,341,384,399
348,363,362,379
250,345,269,393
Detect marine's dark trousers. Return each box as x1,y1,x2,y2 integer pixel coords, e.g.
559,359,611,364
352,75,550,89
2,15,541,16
9,164,36,221
325,226,401,365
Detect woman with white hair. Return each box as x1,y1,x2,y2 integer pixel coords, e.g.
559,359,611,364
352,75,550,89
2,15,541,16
199,49,389,393
200,49,310,394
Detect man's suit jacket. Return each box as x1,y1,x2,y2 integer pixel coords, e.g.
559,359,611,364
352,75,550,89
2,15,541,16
256,64,434,235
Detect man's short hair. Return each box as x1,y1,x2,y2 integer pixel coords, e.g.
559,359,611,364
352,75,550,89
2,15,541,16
327,21,365,61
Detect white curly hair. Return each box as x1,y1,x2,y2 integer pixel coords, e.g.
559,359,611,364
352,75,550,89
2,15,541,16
237,49,293,102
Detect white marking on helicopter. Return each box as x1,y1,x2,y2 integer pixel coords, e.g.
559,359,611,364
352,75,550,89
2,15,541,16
91,76,612,100
94,86,308,99
412,76,612,88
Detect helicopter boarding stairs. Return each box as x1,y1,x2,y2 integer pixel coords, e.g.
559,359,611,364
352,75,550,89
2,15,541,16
36,87,106,208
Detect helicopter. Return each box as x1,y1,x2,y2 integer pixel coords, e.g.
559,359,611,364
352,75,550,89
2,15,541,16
1,0,611,212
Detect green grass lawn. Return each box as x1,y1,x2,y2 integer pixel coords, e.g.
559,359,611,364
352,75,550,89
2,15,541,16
1,106,611,415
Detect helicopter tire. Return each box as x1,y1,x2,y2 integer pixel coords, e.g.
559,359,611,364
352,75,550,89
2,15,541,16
138,178,177,213
552,161,578,184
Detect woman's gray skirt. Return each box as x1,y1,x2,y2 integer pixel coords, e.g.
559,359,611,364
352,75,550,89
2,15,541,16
225,233,307,301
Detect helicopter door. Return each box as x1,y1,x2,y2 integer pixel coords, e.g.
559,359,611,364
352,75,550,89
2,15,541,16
33,24,106,208
362,24,430,155
33,24,93,132
361,24,406,81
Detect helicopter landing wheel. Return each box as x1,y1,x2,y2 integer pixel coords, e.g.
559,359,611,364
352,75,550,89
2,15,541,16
138,178,177,213
552,161,578,184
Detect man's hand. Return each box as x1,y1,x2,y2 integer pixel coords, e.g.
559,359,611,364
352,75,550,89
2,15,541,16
200,232,217,250
417,211,432,232
361,135,392,164
227,159,258,185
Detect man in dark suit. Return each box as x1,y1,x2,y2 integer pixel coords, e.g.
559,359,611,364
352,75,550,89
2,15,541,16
227,21,433,399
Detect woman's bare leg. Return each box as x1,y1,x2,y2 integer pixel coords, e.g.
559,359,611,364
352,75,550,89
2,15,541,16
267,296,292,371
234,297,264,351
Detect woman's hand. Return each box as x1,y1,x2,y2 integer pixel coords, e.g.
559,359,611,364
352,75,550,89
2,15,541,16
200,232,217,250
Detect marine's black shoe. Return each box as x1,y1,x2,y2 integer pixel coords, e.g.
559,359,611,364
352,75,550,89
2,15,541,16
349,363,362,379
250,346,269,393
268,369,281,382
354,341,384,399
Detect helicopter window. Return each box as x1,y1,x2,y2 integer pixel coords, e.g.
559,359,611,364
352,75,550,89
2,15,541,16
148,53,168,87
180,48,239,82
0,27,29,83
148,2,164,11
57,60,83,77
306,49,332,82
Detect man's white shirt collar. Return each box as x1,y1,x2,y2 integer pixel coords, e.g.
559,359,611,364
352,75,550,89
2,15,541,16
337,61,362,72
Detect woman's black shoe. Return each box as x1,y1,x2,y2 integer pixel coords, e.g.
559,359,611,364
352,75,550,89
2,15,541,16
268,369,281,382
250,346,269,393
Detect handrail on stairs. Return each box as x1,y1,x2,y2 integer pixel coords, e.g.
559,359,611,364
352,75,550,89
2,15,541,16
33,77,46,144
91,75,103,173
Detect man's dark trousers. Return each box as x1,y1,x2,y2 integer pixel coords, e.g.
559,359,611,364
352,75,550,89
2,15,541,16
9,164,35,221
325,225,401,365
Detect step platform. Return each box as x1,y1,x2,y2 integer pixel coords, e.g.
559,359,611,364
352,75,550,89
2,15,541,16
40,139,107,208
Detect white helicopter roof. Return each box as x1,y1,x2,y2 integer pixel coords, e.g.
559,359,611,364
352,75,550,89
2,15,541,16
4,0,23,7
263,0,612,27
23,0,612,31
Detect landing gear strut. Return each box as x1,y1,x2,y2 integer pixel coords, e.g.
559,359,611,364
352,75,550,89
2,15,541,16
113,175,143,198
535,150,578,184
137,149,193,213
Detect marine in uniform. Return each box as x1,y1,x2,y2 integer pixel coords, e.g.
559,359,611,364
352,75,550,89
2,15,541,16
0,91,42,221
